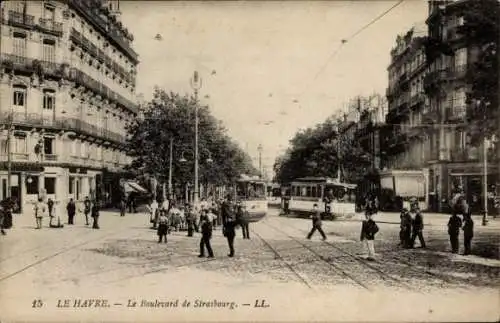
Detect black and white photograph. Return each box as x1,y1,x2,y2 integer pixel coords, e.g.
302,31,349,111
0,0,499,321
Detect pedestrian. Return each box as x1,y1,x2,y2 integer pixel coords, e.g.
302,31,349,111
307,203,326,240
186,204,195,237
221,194,237,257
148,198,159,226
34,197,46,229
84,196,91,225
399,208,412,248
119,197,126,217
365,192,378,217
1,197,15,229
447,212,462,254
198,211,214,258
67,198,76,224
236,201,250,239
360,213,379,261
410,201,426,249
157,210,168,243
463,211,474,255
48,198,55,227
91,200,100,229
0,204,6,235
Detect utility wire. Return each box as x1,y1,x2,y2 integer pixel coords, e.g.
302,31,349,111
297,0,406,99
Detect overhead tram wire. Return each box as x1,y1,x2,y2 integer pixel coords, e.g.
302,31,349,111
295,0,406,100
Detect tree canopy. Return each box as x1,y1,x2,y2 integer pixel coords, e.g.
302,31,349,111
126,88,258,190
273,115,371,184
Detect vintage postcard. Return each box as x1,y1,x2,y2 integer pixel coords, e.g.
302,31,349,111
0,0,499,322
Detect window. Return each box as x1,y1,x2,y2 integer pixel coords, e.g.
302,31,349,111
43,5,55,20
14,137,26,153
44,177,56,195
12,1,26,13
13,86,26,107
69,177,74,194
455,48,467,67
43,90,55,110
13,33,27,57
42,39,56,62
43,137,54,155
81,141,87,158
26,176,39,195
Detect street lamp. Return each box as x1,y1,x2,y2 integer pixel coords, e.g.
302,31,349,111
190,71,202,205
475,99,491,226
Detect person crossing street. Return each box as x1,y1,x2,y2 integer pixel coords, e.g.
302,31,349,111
221,194,237,257
307,203,326,240
198,210,214,258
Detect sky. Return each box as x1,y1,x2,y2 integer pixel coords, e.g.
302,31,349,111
119,0,429,177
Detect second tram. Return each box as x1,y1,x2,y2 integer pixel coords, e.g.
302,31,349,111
282,177,357,219
235,176,268,222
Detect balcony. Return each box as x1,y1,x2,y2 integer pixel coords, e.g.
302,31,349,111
409,93,425,108
444,106,467,123
37,18,63,37
11,153,29,161
0,112,126,145
450,148,480,162
7,10,35,29
44,154,58,161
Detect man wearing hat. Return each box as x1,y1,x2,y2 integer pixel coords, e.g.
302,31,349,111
409,198,426,248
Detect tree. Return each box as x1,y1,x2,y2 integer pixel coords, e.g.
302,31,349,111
126,88,258,193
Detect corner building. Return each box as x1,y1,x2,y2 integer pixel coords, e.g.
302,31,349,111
0,0,139,215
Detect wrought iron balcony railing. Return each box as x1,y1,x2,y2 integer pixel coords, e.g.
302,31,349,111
444,106,467,122
7,10,35,29
37,18,63,36
0,112,127,145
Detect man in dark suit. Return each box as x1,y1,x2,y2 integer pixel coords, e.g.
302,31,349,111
221,194,237,257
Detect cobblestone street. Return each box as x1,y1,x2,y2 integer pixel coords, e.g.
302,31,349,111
1,209,499,321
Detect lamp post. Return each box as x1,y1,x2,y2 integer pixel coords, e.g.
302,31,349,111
190,71,202,206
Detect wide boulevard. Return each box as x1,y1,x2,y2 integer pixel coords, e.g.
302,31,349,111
1,208,499,321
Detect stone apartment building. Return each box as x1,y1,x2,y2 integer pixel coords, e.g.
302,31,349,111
424,0,498,212
0,0,139,215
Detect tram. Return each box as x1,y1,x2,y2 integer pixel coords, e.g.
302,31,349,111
266,182,282,207
283,177,357,219
234,175,268,222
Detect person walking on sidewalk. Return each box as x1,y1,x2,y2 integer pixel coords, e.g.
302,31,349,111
48,198,55,227
83,197,91,225
236,201,250,239
360,213,379,261
91,201,100,229
198,211,214,258
34,198,46,229
119,197,126,218
399,208,412,248
448,212,462,254
409,201,426,249
307,203,327,240
67,198,76,225
462,198,474,255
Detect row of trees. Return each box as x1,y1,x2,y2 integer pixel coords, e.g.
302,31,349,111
273,106,372,185
125,88,258,194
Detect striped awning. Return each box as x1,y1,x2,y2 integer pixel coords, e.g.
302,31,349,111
124,181,148,194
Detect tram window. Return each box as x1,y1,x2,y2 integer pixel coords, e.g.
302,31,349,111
301,187,307,197
311,186,316,197
306,186,312,197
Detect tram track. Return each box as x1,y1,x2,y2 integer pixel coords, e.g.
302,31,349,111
251,229,314,289
276,217,453,289
263,219,418,292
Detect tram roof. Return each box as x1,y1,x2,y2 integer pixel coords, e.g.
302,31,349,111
293,177,357,187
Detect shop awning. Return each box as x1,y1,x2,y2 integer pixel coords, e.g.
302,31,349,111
124,181,148,194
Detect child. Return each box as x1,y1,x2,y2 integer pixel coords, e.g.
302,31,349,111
198,211,214,258
462,213,474,255
307,203,326,240
360,213,379,261
447,213,462,254
157,210,168,243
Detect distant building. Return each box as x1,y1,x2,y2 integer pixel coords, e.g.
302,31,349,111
0,0,139,214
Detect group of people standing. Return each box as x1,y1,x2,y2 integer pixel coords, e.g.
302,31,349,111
147,194,251,258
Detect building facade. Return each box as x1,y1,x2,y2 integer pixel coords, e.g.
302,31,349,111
384,28,429,210
424,0,498,212
0,0,139,215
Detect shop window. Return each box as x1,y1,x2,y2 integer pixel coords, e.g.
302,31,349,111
26,176,39,195
45,177,56,195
